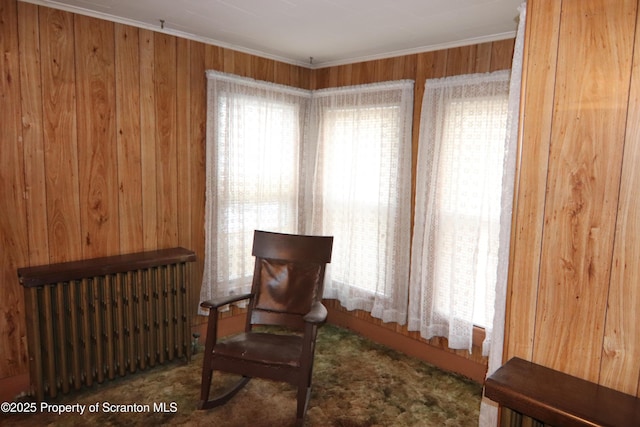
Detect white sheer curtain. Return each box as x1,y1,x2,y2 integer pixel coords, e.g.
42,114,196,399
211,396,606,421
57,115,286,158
408,70,511,352
201,73,413,325
200,71,311,308
480,3,527,426
305,81,414,324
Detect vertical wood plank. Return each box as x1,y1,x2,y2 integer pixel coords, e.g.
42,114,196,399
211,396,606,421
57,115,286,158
377,57,399,81
402,54,418,80
231,51,253,77
505,0,561,362
351,60,378,85
311,67,330,90
475,42,493,73
534,0,635,381
333,64,351,86
490,38,516,72
445,45,476,76
74,15,119,258
40,7,82,263
15,2,44,380
204,44,224,71
115,23,144,252
291,65,311,90
601,0,640,395
324,64,341,87
222,49,235,74
417,49,449,90
0,0,29,379
274,60,293,86
176,37,192,250
139,29,157,250
252,55,274,82
154,32,178,248
18,1,49,264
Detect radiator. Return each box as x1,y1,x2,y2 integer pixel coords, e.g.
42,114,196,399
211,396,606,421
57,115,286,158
18,247,196,401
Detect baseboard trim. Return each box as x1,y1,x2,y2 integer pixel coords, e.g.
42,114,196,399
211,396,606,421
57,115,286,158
0,373,29,403
326,307,488,384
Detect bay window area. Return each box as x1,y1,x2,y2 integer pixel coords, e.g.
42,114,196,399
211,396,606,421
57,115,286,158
200,70,512,354
201,72,413,324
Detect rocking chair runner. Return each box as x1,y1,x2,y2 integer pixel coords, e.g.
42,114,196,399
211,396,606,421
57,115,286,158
198,230,333,426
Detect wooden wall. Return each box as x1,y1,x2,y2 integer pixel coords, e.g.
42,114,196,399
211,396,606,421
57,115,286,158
505,0,640,397
0,0,513,399
0,0,309,397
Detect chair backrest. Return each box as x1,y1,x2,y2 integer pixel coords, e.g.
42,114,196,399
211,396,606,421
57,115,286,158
248,230,333,330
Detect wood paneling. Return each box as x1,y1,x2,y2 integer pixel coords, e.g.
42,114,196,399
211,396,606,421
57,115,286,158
446,45,476,75
0,0,313,393
475,42,493,73
75,15,119,258
41,7,82,263
601,1,640,396
139,29,158,251
176,36,192,253
490,39,517,72
0,0,517,397
535,0,634,381
505,0,561,362
0,0,30,379
18,1,49,265
115,23,144,252
506,0,640,399
154,32,178,248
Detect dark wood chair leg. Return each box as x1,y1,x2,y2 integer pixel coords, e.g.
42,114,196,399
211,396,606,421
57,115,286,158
198,367,213,409
295,382,311,426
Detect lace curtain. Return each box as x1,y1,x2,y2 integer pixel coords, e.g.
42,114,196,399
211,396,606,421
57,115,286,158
408,70,511,352
201,73,414,325
305,82,414,324
479,3,527,426
199,71,311,308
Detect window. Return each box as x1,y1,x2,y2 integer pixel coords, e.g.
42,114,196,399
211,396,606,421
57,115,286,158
436,94,508,327
319,106,401,294
308,83,414,324
409,70,510,353
216,93,300,282
201,74,414,325
200,72,310,304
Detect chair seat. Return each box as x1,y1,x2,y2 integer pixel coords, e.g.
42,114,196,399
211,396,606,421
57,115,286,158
213,332,303,368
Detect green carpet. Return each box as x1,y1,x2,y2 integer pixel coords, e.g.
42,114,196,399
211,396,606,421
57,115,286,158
1,325,482,426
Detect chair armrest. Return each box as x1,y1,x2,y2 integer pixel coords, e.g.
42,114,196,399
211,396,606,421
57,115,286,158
200,292,254,311
303,301,327,324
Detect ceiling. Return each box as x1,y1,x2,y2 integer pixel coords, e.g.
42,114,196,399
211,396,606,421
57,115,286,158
23,0,523,68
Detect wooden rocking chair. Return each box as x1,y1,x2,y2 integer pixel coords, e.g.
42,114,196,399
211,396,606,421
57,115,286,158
198,230,333,426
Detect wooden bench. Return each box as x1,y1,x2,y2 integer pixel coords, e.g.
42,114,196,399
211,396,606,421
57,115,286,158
485,357,640,427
